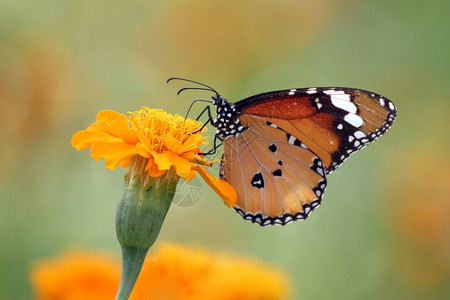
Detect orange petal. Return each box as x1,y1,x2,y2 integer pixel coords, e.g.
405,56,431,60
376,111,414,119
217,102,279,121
180,151,195,161
194,166,237,207
109,113,136,143
150,151,172,171
146,159,167,177
184,169,198,181
90,140,137,170
165,152,192,178
96,110,122,123
120,159,131,169
180,134,204,152
163,135,182,153
135,130,153,152
136,143,151,158
92,111,131,139
71,129,121,150
151,151,192,178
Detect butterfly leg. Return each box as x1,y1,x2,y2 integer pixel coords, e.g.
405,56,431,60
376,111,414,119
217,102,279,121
195,105,213,121
191,105,214,134
199,135,223,156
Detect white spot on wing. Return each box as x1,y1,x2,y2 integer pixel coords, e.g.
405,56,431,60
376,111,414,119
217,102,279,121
354,130,366,139
330,93,351,102
317,168,324,176
379,98,385,107
388,101,395,111
288,135,297,145
344,113,364,127
331,98,357,113
324,89,345,95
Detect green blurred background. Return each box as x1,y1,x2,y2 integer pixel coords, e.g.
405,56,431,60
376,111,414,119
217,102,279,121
1,0,449,299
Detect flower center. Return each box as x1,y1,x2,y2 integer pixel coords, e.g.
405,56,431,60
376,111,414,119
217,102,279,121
129,108,204,153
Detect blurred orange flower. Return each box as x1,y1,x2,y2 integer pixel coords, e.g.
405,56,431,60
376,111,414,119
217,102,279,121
71,107,236,207
30,244,292,300
384,145,450,292
30,251,121,300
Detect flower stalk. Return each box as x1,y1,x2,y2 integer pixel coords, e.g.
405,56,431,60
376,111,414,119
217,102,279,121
115,159,177,299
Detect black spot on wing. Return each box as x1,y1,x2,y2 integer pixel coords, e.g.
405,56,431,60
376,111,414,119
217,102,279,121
272,169,282,176
251,172,264,188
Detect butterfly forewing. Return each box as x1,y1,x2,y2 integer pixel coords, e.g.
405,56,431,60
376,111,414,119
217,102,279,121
220,115,326,226
235,87,396,173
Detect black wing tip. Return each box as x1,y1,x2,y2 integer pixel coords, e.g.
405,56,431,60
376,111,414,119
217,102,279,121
324,91,397,174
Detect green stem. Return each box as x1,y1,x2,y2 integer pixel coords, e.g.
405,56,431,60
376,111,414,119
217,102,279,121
116,247,148,300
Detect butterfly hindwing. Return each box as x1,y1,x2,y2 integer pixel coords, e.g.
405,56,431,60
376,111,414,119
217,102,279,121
220,115,326,226
235,87,397,173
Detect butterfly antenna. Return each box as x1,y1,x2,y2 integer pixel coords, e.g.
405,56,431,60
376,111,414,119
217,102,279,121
176,87,216,95
167,77,218,95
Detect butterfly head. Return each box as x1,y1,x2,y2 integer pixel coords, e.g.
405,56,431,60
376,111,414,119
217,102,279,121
211,94,227,106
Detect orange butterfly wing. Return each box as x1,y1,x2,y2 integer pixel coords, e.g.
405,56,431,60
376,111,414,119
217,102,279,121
220,115,326,226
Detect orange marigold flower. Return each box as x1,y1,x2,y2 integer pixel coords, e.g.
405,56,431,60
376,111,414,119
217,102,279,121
133,243,292,300
30,244,292,300
71,107,236,207
30,251,121,300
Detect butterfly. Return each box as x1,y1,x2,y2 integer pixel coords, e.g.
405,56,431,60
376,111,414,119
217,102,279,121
168,78,397,226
